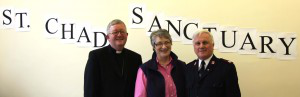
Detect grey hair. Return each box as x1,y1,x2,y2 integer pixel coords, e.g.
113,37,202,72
106,19,126,33
192,29,214,44
150,29,172,48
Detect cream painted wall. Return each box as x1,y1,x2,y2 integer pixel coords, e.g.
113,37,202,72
0,0,299,97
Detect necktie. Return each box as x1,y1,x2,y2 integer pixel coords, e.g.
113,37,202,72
199,61,205,77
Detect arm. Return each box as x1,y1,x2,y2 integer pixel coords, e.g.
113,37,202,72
138,54,143,66
135,68,147,97
225,63,241,97
84,51,101,97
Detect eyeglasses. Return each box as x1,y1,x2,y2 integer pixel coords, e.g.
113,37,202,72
110,31,127,35
155,41,171,47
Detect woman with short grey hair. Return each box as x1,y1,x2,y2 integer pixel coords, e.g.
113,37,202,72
135,29,187,97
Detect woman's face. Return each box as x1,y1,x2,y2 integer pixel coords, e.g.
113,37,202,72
154,36,172,59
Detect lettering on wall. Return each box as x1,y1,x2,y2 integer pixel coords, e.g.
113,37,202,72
0,8,30,31
0,5,297,60
129,4,297,60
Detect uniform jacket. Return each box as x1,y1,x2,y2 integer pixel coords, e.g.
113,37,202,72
186,55,241,97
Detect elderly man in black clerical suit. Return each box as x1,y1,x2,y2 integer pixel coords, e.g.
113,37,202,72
84,19,142,97
186,30,241,97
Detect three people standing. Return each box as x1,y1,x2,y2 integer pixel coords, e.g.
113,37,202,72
84,19,240,97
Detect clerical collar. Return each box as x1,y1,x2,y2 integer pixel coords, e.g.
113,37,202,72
116,50,122,54
109,45,124,54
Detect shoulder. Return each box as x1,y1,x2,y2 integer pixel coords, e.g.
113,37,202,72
90,46,109,54
87,47,109,59
142,59,153,67
217,57,234,65
140,59,156,70
139,59,153,74
215,57,236,69
187,59,197,66
175,59,186,65
124,48,141,57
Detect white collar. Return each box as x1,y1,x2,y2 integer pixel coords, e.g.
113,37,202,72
198,54,213,68
116,50,122,54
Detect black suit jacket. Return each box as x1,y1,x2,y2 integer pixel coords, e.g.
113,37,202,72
186,55,241,97
84,45,142,97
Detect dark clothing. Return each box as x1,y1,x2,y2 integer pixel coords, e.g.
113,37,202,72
84,45,142,97
186,55,241,97
140,52,187,97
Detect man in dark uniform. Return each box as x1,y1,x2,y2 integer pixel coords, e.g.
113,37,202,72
84,19,142,97
186,30,241,97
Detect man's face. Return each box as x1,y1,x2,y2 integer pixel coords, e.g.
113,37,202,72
193,33,214,60
106,23,128,51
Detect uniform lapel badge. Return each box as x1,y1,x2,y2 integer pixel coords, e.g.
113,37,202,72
207,61,215,72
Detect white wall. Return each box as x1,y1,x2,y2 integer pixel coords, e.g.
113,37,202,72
1,0,299,97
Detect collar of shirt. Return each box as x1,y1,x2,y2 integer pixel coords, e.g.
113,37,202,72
156,56,173,67
198,54,213,69
109,45,123,54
